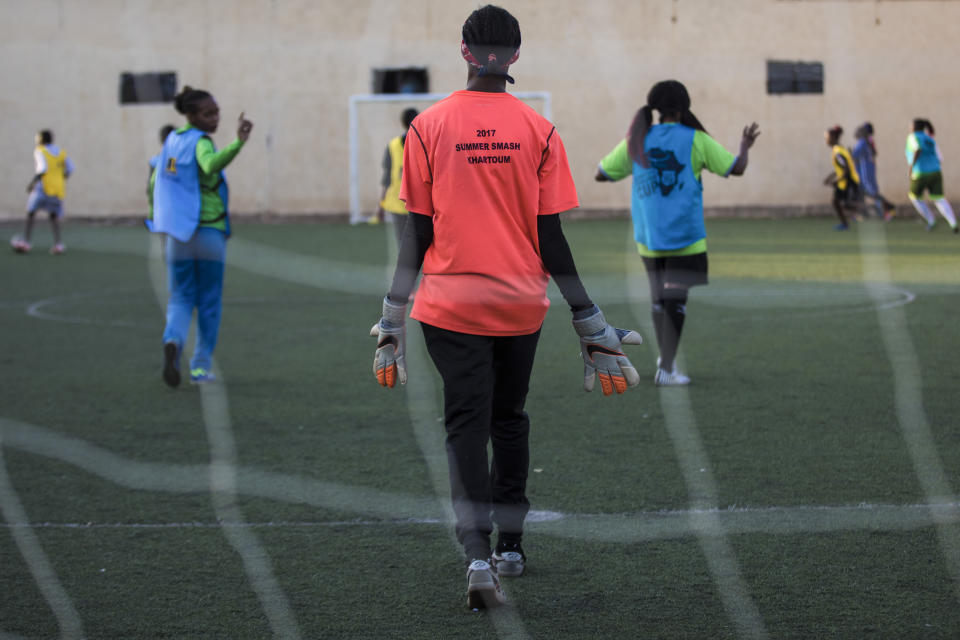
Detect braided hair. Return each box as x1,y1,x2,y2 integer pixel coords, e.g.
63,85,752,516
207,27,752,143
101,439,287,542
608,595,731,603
462,5,521,80
174,86,212,115
628,80,707,167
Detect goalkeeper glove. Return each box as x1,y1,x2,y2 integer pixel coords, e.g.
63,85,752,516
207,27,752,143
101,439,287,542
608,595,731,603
370,296,407,387
572,305,642,395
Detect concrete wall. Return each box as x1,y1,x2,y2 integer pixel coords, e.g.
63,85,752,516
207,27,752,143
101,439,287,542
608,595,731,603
2,0,959,219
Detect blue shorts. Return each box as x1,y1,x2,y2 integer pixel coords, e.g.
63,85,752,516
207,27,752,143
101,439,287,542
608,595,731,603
26,189,64,217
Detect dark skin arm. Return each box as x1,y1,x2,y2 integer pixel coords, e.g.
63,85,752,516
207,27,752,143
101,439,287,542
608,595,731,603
729,123,760,175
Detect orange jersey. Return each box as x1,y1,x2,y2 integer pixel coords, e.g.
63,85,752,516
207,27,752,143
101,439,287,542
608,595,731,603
400,90,579,336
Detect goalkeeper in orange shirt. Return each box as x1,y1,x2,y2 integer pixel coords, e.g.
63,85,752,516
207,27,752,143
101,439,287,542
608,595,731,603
368,4,642,610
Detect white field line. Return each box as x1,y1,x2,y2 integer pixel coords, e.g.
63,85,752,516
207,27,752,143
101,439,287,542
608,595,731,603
18,281,918,330
2,417,960,538
0,431,84,640
19,232,922,320
0,418,444,520
2,501,959,538
857,221,960,604
147,237,302,639
26,289,143,328
627,252,769,639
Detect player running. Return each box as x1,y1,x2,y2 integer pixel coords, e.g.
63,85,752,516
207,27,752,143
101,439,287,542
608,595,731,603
906,118,957,232
824,125,861,231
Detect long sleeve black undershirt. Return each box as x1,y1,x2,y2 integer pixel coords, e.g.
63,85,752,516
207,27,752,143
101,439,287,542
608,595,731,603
387,212,593,311
537,213,593,311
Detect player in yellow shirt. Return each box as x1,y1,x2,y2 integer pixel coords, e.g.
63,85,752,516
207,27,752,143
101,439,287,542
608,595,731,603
374,107,418,245
823,125,861,231
12,130,74,254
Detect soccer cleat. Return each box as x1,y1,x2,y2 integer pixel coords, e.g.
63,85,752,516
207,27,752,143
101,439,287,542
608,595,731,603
162,342,181,388
883,209,896,222
189,368,217,384
49,243,66,255
466,559,506,609
833,223,849,231
926,221,937,232
953,226,959,234
492,542,525,578
654,367,691,386
10,237,31,253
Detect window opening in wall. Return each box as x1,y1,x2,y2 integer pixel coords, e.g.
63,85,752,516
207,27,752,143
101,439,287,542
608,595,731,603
766,60,823,95
119,72,177,105
372,67,429,94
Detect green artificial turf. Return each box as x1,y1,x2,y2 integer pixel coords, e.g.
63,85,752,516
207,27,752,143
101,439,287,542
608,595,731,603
1,217,958,638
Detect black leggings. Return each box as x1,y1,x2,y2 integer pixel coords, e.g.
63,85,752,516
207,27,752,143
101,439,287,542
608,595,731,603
420,322,540,561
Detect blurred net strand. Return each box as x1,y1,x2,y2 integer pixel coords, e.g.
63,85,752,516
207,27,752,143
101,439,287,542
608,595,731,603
856,221,960,605
625,240,770,640
148,235,304,639
0,431,84,640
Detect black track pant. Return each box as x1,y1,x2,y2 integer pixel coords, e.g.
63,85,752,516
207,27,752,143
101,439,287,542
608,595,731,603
421,322,540,562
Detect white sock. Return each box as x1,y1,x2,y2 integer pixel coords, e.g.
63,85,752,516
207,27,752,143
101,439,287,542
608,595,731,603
933,198,957,227
910,197,936,224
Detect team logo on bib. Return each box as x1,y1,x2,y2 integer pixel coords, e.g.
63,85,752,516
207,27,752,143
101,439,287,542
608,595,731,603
647,148,685,197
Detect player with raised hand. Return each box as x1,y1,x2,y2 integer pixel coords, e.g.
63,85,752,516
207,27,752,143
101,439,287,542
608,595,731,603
596,79,759,386
369,4,642,609
149,86,252,387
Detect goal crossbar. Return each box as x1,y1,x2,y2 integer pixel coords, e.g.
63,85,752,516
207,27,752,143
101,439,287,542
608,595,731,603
348,91,552,223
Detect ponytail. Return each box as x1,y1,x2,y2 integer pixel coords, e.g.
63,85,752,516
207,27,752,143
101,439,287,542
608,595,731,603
629,80,707,167
627,106,655,167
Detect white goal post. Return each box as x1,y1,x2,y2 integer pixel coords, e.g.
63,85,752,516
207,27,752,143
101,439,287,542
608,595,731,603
348,91,552,224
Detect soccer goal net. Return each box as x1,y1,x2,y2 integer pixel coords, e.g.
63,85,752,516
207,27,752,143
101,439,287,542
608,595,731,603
348,91,552,223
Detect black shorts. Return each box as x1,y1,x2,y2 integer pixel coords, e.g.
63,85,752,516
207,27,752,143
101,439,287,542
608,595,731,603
642,252,709,293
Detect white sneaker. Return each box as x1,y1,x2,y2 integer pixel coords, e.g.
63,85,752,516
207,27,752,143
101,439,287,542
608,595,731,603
492,542,525,577
466,559,506,609
10,237,31,253
654,367,691,386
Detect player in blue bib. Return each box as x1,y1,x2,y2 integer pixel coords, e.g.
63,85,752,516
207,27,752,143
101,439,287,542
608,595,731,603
597,80,759,385
149,86,253,387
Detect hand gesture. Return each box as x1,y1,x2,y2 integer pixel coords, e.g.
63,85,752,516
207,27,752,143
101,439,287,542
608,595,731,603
740,122,760,150
237,112,254,142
